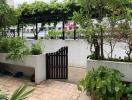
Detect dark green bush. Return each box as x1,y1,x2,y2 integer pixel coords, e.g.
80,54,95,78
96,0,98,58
0,37,10,53
9,37,25,51
7,47,30,60
78,66,125,100
0,37,29,60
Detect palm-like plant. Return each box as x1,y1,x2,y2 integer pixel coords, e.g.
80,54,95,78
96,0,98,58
0,84,34,100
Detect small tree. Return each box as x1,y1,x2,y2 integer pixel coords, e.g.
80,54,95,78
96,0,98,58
117,4,132,61
0,0,16,33
118,21,132,61
105,16,119,58
73,12,101,59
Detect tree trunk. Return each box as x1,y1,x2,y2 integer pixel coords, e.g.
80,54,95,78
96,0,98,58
35,23,38,40
93,35,100,59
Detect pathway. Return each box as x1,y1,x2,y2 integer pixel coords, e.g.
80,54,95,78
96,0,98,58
0,76,90,100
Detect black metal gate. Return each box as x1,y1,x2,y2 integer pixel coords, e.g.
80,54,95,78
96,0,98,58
46,47,68,79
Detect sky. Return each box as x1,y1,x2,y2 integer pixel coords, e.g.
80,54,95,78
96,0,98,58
12,0,63,7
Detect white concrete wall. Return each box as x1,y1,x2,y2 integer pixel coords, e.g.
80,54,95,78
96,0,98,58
87,60,132,82
27,39,90,68
26,39,129,68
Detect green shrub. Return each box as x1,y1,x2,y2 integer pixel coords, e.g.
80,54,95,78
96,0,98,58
0,37,10,53
5,37,30,60
87,52,97,59
78,66,125,100
7,47,30,60
9,37,25,51
0,37,43,60
30,41,42,55
47,29,61,39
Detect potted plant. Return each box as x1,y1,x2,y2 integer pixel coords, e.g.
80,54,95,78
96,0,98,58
78,66,125,100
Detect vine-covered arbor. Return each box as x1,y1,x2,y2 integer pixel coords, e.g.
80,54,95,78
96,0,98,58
16,1,80,39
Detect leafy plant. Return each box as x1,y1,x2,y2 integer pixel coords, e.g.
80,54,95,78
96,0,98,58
30,41,42,55
9,37,25,51
0,90,8,100
47,29,61,39
7,47,30,60
78,66,125,100
0,84,34,100
124,84,132,100
10,84,34,100
0,37,10,53
0,0,17,30
6,37,30,60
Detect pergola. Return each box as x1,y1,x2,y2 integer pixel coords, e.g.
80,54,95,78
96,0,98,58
17,1,80,40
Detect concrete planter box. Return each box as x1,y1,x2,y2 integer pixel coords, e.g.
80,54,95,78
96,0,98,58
0,53,46,84
87,60,132,82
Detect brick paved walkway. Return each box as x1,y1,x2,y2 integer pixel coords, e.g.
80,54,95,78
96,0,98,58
0,76,91,100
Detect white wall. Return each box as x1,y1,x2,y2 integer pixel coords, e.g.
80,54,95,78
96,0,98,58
27,39,128,68
27,39,90,68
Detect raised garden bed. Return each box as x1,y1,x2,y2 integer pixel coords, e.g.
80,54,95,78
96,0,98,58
87,60,132,82
0,53,46,84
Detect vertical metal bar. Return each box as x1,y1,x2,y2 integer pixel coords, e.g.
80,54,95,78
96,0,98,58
64,47,66,79
66,47,68,79
61,48,63,78
56,52,58,78
46,54,47,79
53,53,56,79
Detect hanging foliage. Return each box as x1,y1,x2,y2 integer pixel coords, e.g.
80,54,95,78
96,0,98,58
15,1,80,24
